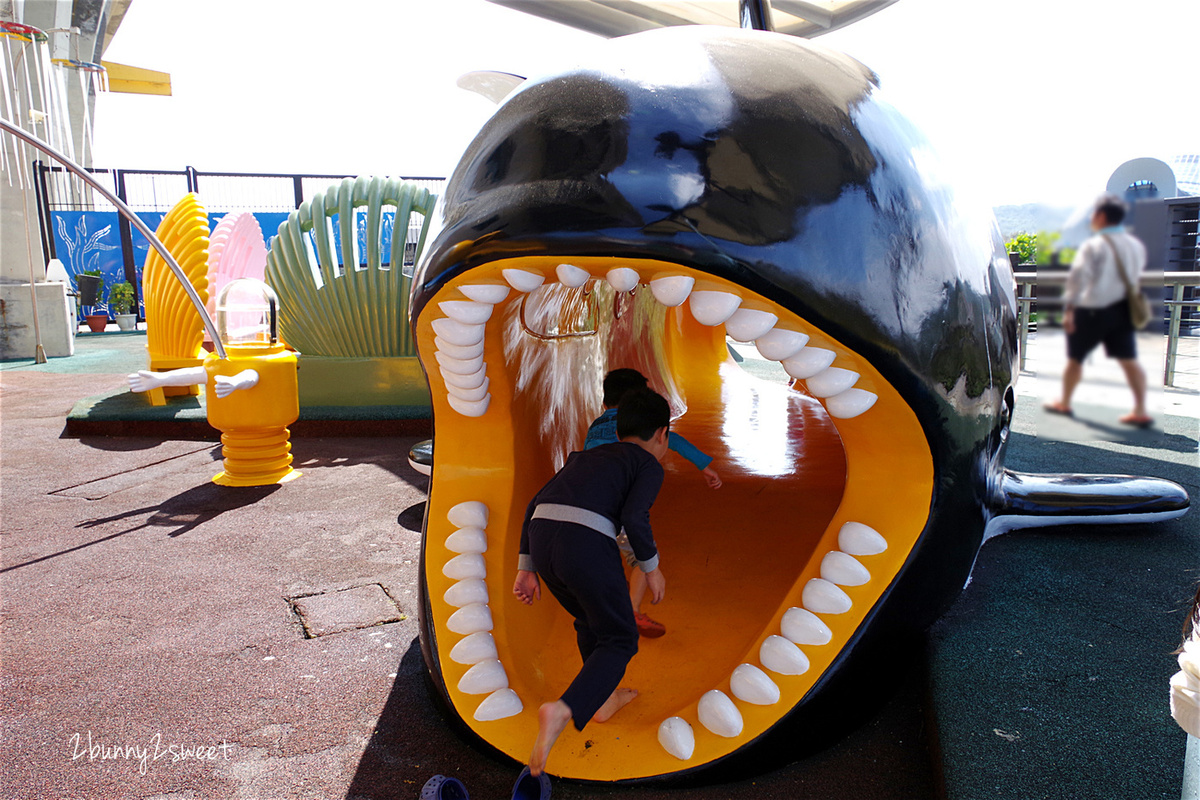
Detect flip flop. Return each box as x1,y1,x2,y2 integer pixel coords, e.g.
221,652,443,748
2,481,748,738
512,765,551,800
1119,413,1154,428
420,774,469,800
1043,402,1073,417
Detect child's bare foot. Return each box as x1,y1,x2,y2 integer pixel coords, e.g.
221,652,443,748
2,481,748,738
592,687,638,723
530,700,571,777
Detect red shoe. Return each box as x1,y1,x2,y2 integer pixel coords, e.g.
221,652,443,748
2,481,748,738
635,612,666,638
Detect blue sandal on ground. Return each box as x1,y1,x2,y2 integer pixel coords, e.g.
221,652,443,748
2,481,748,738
420,774,469,800
511,765,551,800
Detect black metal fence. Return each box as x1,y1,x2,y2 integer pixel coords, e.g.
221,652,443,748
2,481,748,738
34,162,447,316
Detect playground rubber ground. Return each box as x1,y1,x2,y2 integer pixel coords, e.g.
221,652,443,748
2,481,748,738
1,330,1195,799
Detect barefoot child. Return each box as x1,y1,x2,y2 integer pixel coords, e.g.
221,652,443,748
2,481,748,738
512,388,671,777
585,368,721,637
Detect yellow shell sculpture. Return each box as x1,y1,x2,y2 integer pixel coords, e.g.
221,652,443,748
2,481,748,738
141,193,210,406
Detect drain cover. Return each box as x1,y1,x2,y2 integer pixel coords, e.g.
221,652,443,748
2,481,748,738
288,584,406,638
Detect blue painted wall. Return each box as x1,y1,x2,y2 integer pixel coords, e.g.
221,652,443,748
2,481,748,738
51,210,405,316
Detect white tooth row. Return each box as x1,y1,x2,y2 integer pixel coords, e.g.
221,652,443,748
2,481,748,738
437,266,878,419
441,500,523,722
657,521,888,761
433,282,512,418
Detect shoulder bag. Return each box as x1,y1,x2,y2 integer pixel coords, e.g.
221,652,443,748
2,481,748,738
1101,234,1152,330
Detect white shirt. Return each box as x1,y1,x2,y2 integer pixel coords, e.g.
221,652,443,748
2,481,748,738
1064,227,1146,309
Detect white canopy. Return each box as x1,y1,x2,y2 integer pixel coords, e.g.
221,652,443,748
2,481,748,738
485,0,898,39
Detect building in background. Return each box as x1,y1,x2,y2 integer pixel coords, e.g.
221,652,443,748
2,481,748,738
1168,155,1199,197
0,0,166,359
1104,156,1200,334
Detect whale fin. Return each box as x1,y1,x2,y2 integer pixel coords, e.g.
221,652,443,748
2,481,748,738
986,470,1190,540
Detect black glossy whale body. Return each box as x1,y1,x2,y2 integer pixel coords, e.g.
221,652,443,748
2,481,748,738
408,25,1189,783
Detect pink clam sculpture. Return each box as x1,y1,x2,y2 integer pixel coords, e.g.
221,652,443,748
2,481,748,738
205,212,268,323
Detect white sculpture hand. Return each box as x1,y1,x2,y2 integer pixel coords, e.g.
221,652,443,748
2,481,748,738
128,369,164,393
127,366,208,393
213,369,260,399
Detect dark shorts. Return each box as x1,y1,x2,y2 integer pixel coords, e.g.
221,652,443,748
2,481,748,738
1067,299,1136,362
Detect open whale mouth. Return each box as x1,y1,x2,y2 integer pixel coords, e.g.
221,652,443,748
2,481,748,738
416,253,934,782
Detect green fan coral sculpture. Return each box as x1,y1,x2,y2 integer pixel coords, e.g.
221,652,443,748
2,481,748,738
265,176,437,357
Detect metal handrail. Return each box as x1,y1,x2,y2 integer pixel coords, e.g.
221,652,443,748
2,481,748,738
1,117,226,358
1013,271,1199,386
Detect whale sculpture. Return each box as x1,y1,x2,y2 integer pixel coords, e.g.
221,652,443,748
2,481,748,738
408,25,1188,783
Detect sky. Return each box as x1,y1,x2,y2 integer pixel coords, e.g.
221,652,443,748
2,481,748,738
93,0,1200,209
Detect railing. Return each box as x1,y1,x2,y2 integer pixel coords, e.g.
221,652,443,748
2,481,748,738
1014,271,1200,386
3,118,226,355
36,164,446,214
32,162,448,320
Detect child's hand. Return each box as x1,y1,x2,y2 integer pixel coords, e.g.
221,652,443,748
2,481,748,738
513,570,541,605
701,466,722,489
645,568,666,604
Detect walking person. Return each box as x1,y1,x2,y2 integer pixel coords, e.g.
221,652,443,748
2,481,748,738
1045,194,1153,427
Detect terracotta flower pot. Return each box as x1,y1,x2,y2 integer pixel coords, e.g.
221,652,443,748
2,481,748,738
84,314,109,333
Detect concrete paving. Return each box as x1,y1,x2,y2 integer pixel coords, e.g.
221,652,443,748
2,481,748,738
1,329,1195,799
1021,326,1199,436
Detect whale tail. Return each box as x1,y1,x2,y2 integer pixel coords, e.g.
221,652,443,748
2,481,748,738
986,470,1190,539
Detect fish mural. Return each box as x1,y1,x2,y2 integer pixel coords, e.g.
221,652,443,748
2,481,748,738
408,25,1188,783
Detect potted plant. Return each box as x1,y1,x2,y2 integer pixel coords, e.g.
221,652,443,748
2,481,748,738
76,269,103,306
79,270,109,333
109,281,137,331
1004,232,1037,269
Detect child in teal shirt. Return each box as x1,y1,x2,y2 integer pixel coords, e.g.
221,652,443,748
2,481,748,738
584,368,721,637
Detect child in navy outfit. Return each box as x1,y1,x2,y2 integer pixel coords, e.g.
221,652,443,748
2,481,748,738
584,368,721,637
513,388,671,777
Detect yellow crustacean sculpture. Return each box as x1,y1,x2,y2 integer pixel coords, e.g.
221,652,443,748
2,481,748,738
141,193,210,406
